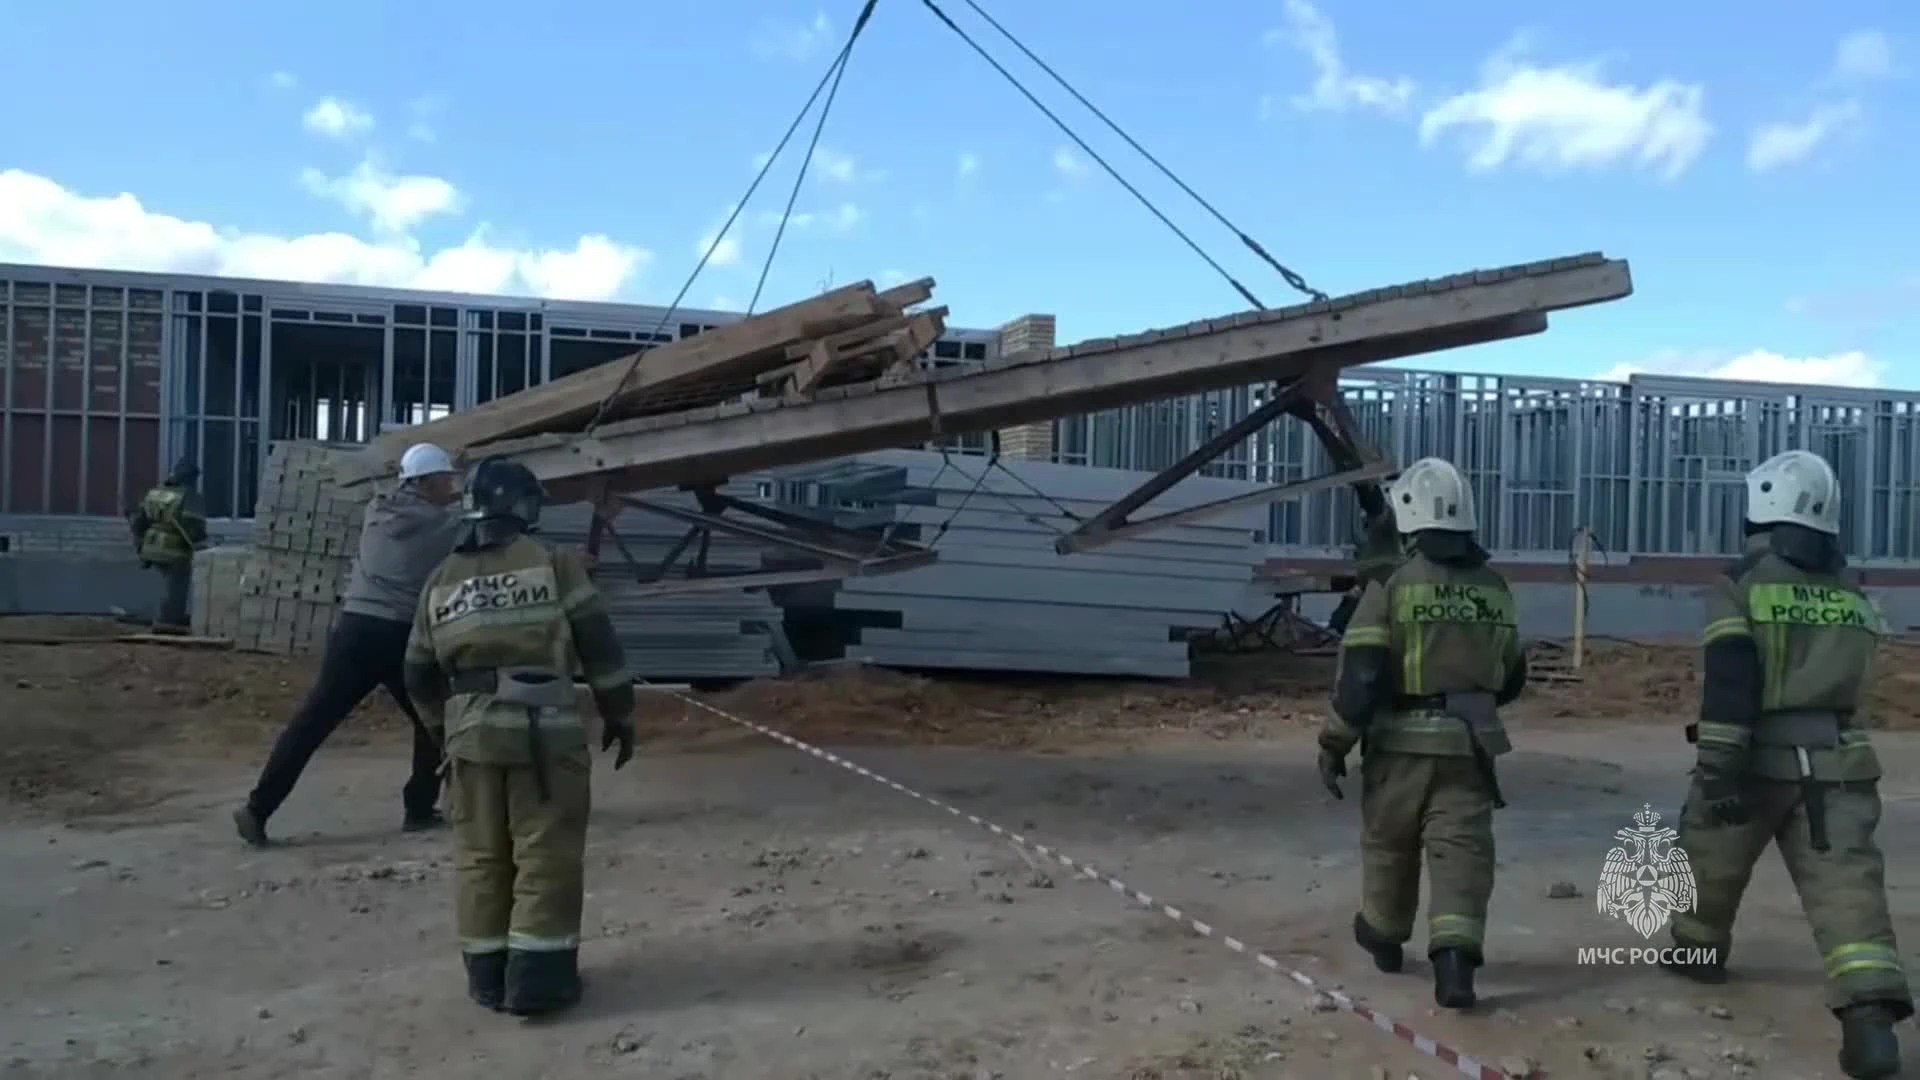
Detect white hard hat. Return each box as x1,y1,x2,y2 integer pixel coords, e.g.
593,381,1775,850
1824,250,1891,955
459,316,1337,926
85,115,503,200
399,443,456,480
1745,450,1840,535
1388,457,1477,534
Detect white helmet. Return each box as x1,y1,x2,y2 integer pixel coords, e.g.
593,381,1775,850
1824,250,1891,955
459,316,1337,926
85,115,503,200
1745,450,1840,535
399,442,456,480
1388,457,1477,534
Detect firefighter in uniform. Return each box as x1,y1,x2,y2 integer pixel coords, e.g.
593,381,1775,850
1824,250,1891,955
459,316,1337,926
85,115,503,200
128,459,209,631
403,456,637,1017
1663,448,1909,1079
1316,457,1527,1010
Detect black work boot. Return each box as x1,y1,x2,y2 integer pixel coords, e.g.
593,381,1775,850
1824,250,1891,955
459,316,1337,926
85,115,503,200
1430,947,1478,1009
1836,1003,1901,1079
503,948,583,1017
1352,913,1403,973
402,809,446,833
232,805,269,848
1658,941,1729,985
463,951,507,1011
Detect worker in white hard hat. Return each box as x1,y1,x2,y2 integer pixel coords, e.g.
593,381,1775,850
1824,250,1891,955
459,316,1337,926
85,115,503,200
1663,448,1909,1079
1317,456,1527,1011
234,443,465,847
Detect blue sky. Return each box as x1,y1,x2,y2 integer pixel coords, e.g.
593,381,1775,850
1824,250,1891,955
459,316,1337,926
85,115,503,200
1,1,1914,390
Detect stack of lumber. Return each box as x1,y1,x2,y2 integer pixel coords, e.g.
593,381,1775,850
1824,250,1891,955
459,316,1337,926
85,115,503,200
538,498,785,680
332,278,945,491
767,450,1269,679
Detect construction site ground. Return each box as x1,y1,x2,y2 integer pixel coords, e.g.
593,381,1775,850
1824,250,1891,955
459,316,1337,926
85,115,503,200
5,618,1920,1080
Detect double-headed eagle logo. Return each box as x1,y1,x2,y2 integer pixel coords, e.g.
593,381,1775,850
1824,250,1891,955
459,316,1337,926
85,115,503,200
1596,803,1697,939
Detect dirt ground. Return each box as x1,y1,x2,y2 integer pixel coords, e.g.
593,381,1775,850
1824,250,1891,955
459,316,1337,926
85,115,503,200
4,618,1920,1079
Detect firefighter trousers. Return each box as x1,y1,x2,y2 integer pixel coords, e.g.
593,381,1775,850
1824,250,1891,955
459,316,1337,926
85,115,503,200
1671,776,1912,1017
1358,751,1495,959
447,751,591,957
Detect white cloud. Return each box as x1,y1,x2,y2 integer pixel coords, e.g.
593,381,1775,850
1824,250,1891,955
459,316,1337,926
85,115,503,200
299,160,464,234
957,152,980,179
1595,348,1886,388
1052,146,1089,179
1419,44,1711,178
752,11,833,61
1746,101,1861,172
697,228,743,268
269,71,297,90
406,96,443,144
1832,30,1894,82
749,145,878,183
0,168,650,302
1265,0,1415,115
301,96,375,140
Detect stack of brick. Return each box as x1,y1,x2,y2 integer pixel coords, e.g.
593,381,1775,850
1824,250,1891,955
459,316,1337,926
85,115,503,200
189,545,251,640
226,440,371,654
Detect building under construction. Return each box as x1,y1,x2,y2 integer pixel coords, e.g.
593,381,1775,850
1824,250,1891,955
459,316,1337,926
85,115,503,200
2,259,1914,565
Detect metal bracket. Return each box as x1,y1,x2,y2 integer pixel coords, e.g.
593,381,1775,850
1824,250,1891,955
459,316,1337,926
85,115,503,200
1054,368,1394,555
587,485,939,598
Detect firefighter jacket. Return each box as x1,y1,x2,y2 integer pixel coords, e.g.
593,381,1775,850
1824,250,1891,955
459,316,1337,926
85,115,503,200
403,534,634,766
1694,529,1883,782
130,483,208,566
1324,531,1528,758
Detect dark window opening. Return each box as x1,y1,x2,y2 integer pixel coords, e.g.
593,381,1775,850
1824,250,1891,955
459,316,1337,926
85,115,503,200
394,303,427,325
962,342,987,361
271,309,311,321
205,314,239,417
209,291,239,314
430,306,458,328
312,311,353,324
933,340,962,359
500,311,526,331
550,338,635,380
269,321,383,443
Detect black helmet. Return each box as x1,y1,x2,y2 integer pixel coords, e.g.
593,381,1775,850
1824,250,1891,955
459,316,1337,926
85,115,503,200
461,456,545,527
168,459,201,485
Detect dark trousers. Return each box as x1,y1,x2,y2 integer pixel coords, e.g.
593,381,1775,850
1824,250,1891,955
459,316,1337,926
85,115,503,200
246,611,443,824
154,562,192,628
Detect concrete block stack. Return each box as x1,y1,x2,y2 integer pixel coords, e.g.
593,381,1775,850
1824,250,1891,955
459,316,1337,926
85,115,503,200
225,440,370,654
189,545,252,640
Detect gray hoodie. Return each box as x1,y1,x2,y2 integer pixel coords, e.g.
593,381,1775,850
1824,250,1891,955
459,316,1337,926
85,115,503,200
339,484,464,624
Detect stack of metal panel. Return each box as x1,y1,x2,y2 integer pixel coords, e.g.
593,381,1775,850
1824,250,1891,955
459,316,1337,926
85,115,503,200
538,490,782,680
765,449,1267,678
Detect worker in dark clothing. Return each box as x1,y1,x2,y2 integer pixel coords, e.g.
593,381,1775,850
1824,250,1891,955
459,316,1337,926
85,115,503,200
1662,449,1909,1079
1329,504,1402,635
128,460,209,632
233,443,464,846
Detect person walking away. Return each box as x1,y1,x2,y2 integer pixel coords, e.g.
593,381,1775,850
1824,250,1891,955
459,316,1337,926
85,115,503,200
1661,448,1909,1079
404,456,635,1017
233,443,464,846
128,460,209,632
1315,456,1527,1010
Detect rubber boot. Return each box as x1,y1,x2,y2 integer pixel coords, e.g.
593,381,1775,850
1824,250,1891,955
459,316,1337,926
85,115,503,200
402,809,446,833
503,948,583,1017
1430,947,1477,1009
463,951,507,1011
1352,913,1403,973
1836,1003,1901,1079
1658,941,1729,985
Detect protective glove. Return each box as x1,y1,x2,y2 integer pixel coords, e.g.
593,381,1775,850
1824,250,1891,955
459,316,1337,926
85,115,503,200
1694,768,1748,827
1317,737,1352,800
601,716,634,770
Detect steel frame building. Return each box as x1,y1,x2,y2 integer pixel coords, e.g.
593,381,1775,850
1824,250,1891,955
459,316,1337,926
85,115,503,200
3,261,1915,564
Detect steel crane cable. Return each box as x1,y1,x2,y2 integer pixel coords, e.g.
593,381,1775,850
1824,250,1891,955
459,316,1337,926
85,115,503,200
919,0,1286,311
948,0,1328,305
750,1,876,315
582,0,879,435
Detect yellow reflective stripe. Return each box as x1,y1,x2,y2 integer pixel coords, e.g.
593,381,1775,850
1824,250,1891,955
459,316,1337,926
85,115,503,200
1342,626,1390,647
1381,711,1461,733
461,938,508,955
1701,617,1749,645
1429,914,1483,943
587,668,630,691
508,932,580,951
1825,943,1904,979
1694,722,1751,748
560,583,599,614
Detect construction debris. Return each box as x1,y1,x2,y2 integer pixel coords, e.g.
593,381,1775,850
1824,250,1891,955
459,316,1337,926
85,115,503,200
334,277,944,490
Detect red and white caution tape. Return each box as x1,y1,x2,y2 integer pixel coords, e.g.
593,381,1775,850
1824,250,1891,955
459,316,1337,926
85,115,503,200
660,688,1528,1080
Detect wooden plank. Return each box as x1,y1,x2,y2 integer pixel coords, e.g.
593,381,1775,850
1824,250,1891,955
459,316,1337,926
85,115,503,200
0,632,234,648
336,279,908,486
487,255,1631,492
